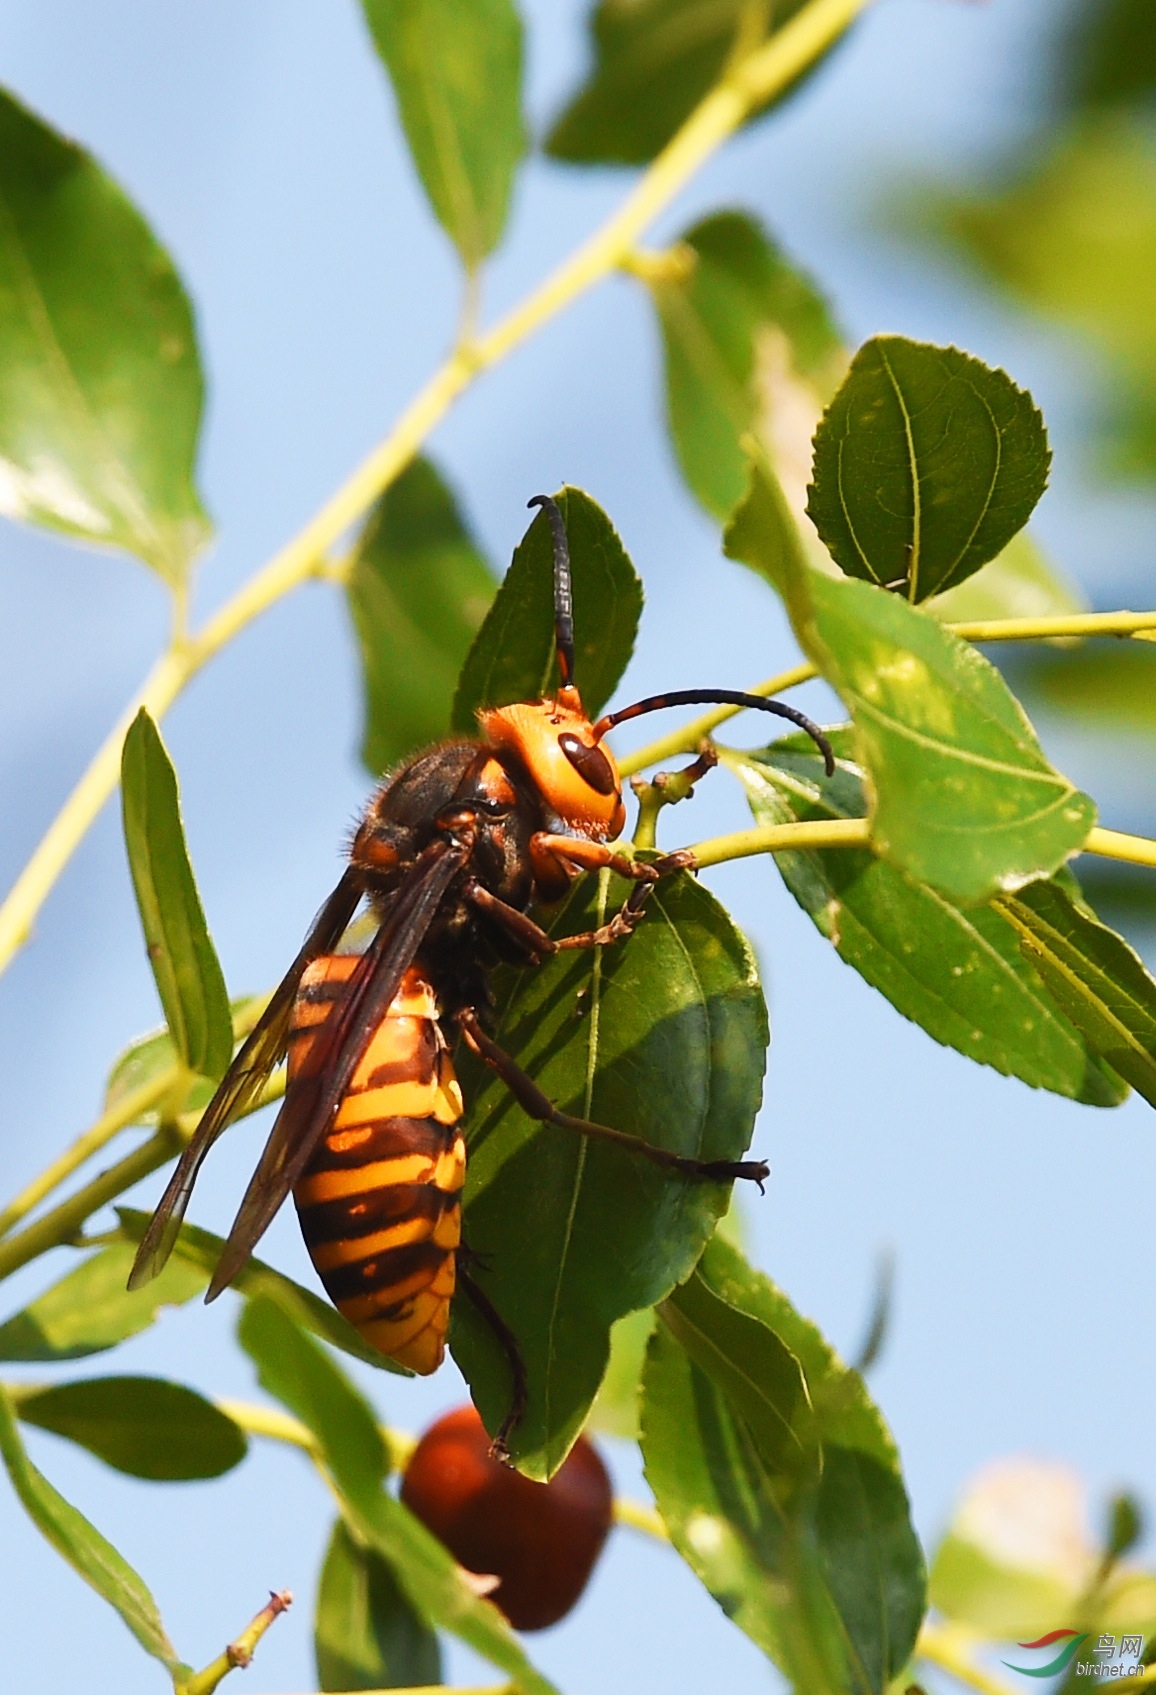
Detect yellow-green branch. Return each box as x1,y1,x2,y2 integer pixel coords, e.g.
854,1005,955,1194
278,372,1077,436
0,0,874,983
617,608,1156,776
176,1590,292,1695
917,1620,1022,1695
687,820,1156,873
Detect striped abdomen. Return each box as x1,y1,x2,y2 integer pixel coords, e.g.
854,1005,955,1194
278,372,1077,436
289,958,465,1375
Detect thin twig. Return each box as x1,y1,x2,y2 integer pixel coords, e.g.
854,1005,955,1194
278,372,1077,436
176,1591,292,1695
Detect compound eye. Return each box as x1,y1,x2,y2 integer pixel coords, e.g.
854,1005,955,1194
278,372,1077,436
558,733,617,796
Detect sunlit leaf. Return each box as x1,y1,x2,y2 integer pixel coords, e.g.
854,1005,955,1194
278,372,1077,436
360,0,524,268
238,1293,557,1695
315,1517,442,1692
239,1295,387,1504
0,1242,205,1363
927,529,1086,623
114,1208,413,1376
586,1307,655,1441
0,1385,183,1673
0,87,210,583
545,0,847,166
728,732,1125,1106
727,456,1096,903
651,211,842,518
452,871,768,1477
14,1375,247,1481
996,877,1156,1106
929,1458,1096,1639
806,337,1050,601
103,996,267,1121
348,455,496,777
120,709,232,1080
452,485,643,732
643,1237,925,1695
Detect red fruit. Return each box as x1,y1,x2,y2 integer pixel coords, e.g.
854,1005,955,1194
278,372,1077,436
400,1404,613,1630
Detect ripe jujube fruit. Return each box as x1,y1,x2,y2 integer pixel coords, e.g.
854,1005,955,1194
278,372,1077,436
400,1404,613,1630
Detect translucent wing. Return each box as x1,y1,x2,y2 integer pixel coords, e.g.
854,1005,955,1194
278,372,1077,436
127,868,363,1289
205,840,468,1299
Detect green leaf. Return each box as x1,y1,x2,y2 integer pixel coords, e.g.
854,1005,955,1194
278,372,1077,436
659,1256,817,1484
726,457,1096,903
14,1375,247,1481
239,1294,387,1505
996,878,1156,1106
103,996,267,1122
927,529,1086,623
942,118,1156,478
0,1384,182,1673
238,1293,558,1695
1063,0,1156,115
120,709,232,1080
451,870,768,1477
452,485,643,733
587,1307,655,1441
652,212,842,519
643,1237,925,1695
0,88,210,583
113,1209,414,1376
359,0,524,269
727,733,1125,1106
348,455,496,777
0,1241,206,1362
806,337,1050,601
546,0,837,166
315,1517,442,1692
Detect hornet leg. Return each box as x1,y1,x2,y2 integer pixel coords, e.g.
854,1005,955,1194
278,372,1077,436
456,1260,528,1463
457,1008,769,1188
464,878,651,959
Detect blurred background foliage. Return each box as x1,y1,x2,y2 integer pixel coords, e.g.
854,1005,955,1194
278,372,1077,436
894,0,1156,945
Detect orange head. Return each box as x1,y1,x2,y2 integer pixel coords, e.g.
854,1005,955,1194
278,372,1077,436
479,684,626,840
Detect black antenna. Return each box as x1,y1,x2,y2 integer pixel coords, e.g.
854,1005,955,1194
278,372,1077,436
592,688,836,777
528,493,574,690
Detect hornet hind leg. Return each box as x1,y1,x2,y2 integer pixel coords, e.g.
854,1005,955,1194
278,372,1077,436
456,1008,769,1189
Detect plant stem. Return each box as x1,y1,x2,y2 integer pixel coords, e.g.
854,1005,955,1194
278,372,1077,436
0,1076,167,1240
917,1620,1022,1695
690,818,870,869
616,607,1156,775
176,1590,292,1695
214,1399,417,1470
0,0,873,985
687,819,1156,874
0,999,267,1240
614,1497,669,1540
1085,826,1156,870
0,1127,179,1284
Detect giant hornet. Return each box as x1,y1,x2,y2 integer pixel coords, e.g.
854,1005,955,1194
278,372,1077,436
130,494,833,1450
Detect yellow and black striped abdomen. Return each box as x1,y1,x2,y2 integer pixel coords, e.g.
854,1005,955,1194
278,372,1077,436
290,957,465,1375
